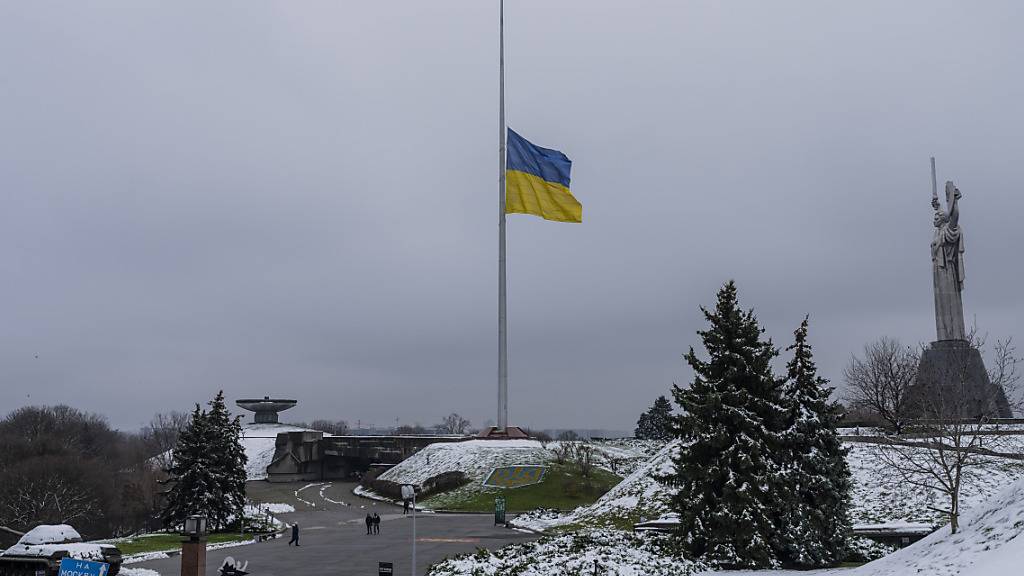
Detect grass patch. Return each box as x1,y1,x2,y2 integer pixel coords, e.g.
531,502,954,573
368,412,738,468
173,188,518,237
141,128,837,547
423,464,621,512
114,533,252,555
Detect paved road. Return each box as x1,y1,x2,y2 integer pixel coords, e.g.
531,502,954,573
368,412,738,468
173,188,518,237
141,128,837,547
132,482,536,576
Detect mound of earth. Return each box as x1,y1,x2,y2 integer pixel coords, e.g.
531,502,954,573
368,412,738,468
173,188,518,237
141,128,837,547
514,441,678,531
518,438,1024,532
851,477,1024,576
378,439,551,487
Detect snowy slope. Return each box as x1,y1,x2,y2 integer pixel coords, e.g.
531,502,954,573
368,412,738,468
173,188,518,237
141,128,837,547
515,441,679,531
851,478,1024,576
517,438,1024,532
379,439,655,488
550,439,663,476
845,441,1024,525
379,439,550,486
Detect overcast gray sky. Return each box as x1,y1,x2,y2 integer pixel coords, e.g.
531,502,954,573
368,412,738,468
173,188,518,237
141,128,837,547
2,1,1023,432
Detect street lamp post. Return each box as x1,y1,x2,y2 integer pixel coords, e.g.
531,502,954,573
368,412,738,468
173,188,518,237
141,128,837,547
180,515,208,576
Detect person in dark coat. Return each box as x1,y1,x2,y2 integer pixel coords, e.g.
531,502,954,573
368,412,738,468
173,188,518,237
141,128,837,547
365,513,373,535
403,499,410,515
373,513,381,534
288,523,300,546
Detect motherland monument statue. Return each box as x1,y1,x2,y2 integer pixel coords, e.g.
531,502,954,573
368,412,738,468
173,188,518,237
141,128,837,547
911,158,1012,419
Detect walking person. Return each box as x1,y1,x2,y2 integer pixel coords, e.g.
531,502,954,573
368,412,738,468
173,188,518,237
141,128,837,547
288,522,300,546
365,513,373,535
373,512,381,534
403,499,410,515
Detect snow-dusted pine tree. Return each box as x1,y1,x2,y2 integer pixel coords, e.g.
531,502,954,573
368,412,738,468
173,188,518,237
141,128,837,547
635,395,674,441
160,405,223,528
666,281,789,569
205,390,248,529
778,317,852,567
160,392,248,530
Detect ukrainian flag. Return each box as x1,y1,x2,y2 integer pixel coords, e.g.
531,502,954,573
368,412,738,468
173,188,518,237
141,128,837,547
506,129,582,223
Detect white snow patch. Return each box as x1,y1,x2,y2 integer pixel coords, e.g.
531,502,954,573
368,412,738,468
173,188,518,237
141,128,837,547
15,525,81,545
122,552,172,564
120,568,162,576
245,502,295,515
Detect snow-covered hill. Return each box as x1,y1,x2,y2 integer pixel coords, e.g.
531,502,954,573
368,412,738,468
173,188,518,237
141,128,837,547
376,438,657,488
378,439,551,486
515,441,678,531
851,478,1024,576
845,441,1024,525
516,438,1024,532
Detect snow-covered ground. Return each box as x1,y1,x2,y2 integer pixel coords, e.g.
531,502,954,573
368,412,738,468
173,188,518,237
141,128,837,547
369,439,656,509
437,477,1024,576
379,440,550,487
848,477,1024,576
846,439,1024,525
515,437,1024,532
243,501,295,519
379,439,655,487
548,438,664,476
514,441,678,531
428,529,704,576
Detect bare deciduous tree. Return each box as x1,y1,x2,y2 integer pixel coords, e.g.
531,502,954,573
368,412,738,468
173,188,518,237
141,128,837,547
988,337,1022,415
843,337,919,433
5,476,100,528
141,411,190,471
568,442,597,478
438,413,471,435
309,419,350,436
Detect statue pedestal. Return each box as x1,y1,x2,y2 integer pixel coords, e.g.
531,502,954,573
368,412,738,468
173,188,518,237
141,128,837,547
911,340,1012,419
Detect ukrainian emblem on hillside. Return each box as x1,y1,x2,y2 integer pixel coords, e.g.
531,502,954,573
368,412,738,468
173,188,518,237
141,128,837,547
483,465,546,488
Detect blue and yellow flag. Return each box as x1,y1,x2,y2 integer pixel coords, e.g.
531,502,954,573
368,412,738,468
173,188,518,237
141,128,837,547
506,129,582,223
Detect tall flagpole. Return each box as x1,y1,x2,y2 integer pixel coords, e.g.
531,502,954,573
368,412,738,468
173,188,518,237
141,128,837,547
497,0,508,432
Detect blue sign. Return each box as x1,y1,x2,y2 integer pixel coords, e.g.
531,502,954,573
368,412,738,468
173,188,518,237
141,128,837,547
58,558,110,576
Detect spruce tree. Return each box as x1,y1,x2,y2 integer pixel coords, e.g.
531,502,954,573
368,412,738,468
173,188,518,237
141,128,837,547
778,317,852,567
666,281,789,569
635,395,674,441
206,390,248,529
161,405,222,528
160,392,249,530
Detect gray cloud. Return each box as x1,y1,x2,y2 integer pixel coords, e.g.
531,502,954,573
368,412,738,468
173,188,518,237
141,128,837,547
2,1,1023,431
